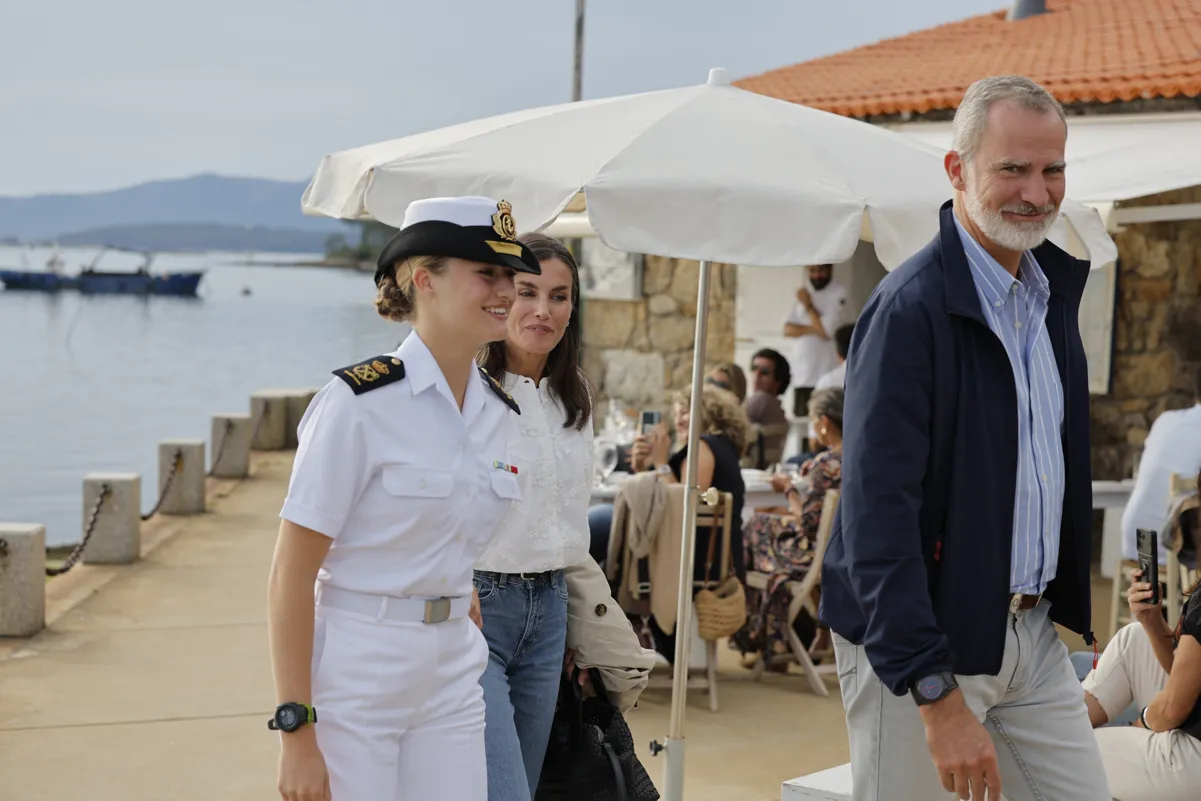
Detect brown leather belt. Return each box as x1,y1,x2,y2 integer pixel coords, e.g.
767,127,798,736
1009,593,1042,614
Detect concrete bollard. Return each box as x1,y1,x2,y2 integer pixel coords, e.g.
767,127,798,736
81,473,142,565
210,413,252,478
282,388,320,449
0,524,46,637
250,391,288,451
157,440,206,515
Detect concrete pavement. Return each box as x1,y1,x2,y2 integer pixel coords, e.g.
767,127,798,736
0,452,849,801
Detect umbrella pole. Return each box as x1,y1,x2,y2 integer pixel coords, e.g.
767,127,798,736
661,258,712,801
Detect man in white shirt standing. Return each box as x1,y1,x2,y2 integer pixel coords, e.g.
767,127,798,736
782,263,849,417
1120,366,1201,560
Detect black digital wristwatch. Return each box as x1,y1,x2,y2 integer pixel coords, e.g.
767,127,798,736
268,702,317,732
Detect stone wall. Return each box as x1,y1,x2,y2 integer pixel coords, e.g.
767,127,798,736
1090,186,1201,480
580,255,737,415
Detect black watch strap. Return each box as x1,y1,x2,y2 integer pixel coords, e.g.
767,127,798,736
910,671,958,706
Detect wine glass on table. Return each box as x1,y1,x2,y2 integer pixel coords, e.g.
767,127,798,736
596,439,619,486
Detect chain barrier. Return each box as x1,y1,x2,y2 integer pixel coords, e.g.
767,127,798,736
46,483,110,577
207,418,235,477
249,406,268,449
142,449,183,521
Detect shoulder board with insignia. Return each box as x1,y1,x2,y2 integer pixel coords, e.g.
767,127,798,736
479,367,520,414
333,356,406,395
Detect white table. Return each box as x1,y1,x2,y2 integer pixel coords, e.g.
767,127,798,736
1094,478,1137,579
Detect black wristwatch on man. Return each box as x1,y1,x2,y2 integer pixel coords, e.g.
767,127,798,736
910,672,958,706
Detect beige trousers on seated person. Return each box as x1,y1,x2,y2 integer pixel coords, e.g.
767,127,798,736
1083,622,1201,801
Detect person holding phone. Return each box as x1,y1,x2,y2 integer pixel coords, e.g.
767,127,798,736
267,197,541,801
1082,522,1201,801
627,383,747,661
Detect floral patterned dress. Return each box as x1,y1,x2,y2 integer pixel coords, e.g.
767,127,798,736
730,449,842,660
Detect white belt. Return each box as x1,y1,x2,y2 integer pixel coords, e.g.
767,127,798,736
317,585,470,624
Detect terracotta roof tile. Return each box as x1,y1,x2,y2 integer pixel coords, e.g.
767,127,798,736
735,0,1201,117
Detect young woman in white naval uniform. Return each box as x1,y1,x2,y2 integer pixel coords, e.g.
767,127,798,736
266,196,541,801
474,232,594,800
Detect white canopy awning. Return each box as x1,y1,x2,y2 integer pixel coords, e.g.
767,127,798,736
883,112,1201,229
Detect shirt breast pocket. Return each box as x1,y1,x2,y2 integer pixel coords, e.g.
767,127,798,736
488,471,523,504
381,465,454,499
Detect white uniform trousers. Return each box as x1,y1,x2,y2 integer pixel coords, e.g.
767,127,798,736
312,601,489,801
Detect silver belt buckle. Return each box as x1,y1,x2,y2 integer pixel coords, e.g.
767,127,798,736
1009,593,1024,615
423,598,452,624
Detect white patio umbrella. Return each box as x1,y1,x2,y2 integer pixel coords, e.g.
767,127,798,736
302,68,1117,801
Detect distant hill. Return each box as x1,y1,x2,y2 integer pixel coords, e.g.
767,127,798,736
0,174,350,244
56,223,334,254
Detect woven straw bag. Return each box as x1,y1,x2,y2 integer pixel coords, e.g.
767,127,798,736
693,493,747,640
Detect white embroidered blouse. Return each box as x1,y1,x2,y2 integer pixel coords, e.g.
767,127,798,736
474,372,593,574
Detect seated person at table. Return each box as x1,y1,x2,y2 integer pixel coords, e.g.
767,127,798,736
744,348,791,469
1083,483,1201,801
731,388,843,667
624,384,747,661
705,362,747,404
1120,366,1201,566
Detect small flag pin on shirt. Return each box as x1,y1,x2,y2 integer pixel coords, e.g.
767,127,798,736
493,461,518,475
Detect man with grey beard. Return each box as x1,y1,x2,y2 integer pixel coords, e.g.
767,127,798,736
819,75,1109,800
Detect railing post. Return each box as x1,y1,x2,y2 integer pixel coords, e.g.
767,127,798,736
210,414,252,478
81,474,141,565
250,391,288,451
0,524,46,637
283,388,320,449
157,440,206,515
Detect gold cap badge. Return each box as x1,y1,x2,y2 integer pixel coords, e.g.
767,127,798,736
491,199,517,242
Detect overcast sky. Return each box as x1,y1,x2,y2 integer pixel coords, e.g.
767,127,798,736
0,0,1006,196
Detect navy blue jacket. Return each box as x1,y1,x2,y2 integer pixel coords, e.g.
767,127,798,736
819,201,1096,697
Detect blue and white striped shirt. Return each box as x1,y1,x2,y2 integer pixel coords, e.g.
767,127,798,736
955,218,1065,595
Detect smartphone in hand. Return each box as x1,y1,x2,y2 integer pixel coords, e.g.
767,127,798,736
1136,528,1160,605
639,410,662,436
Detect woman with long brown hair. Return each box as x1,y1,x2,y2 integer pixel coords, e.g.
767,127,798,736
473,232,595,801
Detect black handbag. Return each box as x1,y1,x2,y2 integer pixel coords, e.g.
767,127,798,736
535,667,659,801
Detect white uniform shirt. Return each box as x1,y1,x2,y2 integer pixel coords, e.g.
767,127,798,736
1120,402,1201,560
474,373,592,574
783,282,849,388
280,331,523,599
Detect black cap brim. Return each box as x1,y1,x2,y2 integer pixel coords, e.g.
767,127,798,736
374,221,542,286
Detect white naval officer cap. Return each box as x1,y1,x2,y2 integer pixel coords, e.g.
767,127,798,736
374,196,542,286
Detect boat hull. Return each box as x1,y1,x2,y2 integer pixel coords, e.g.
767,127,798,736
0,270,203,297
0,271,76,291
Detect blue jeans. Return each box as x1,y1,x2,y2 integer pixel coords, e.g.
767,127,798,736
474,570,569,801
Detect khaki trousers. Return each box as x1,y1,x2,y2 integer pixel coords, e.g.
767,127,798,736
1083,622,1201,801
834,599,1110,800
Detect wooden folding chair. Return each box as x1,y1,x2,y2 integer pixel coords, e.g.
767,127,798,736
630,486,736,712
745,490,841,697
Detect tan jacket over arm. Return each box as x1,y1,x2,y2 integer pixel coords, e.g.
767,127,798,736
565,555,658,714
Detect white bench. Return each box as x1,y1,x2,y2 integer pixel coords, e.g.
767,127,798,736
781,763,852,801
